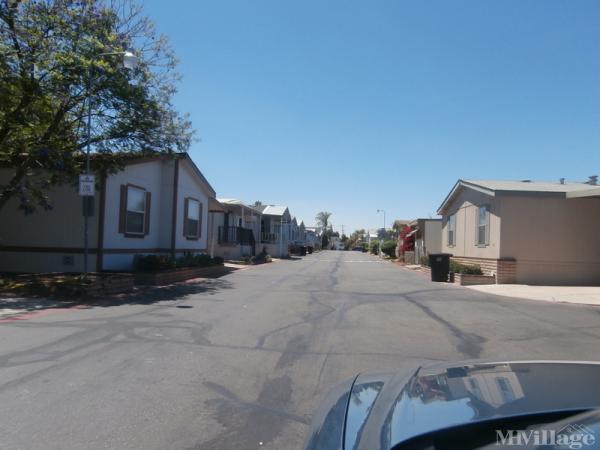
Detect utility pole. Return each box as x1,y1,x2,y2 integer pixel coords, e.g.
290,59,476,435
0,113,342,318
377,209,386,257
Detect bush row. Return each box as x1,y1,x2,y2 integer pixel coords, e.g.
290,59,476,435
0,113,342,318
449,260,483,275
134,253,224,272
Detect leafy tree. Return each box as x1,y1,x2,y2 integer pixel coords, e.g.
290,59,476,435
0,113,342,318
0,0,193,213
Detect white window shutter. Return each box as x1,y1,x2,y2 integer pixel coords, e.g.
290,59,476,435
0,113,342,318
485,206,490,246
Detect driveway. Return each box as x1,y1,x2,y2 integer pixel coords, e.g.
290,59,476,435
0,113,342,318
1,250,600,449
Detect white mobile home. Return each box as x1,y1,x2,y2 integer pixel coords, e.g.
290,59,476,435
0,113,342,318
0,153,215,272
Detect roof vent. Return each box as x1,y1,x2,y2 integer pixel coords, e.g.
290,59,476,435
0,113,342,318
521,179,531,183
559,178,565,185
587,175,598,185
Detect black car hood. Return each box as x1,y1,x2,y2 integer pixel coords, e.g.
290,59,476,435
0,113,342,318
306,360,600,450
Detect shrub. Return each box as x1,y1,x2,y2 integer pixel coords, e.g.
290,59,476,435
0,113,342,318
449,260,483,275
399,225,415,253
253,253,272,264
134,254,176,272
176,253,213,268
369,241,379,254
420,256,430,266
135,253,223,272
381,240,397,258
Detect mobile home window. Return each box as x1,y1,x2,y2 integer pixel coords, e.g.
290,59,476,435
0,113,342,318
184,198,201,238
126,186,146,234
477,205,489,246
447,214,456,246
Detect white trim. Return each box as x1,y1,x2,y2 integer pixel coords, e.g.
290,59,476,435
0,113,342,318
437,180,496,214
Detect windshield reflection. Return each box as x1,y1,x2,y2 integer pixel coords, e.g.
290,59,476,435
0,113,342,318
345,382,384,450
383,363,527,446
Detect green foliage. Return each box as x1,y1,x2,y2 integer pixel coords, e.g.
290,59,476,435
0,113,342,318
252,253,272,264
134,254,176,272
134,253,222,272
175,253,212,268
369,241,379,254
0,0,193,213
381,240,397,258
449,260,483,275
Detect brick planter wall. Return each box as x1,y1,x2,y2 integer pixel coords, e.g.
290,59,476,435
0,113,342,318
453,273,496,286
450,256,516,284
134,265,228,286
496,259,517,284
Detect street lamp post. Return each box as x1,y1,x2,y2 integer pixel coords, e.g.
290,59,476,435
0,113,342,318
83,51,137,277
377,209,386,257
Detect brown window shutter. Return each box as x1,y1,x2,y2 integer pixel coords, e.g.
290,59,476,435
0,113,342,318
119,185,127,233
199,202,203,238
183,197,189,236
144,191,151,235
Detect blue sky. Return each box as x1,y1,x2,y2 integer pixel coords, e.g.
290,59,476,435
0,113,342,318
143,0,600,234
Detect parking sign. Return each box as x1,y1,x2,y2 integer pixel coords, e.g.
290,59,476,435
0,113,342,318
79,174,95,196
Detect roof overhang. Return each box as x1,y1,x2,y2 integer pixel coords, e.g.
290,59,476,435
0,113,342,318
178,153,216,198
437,180,495,215
566,187,600,199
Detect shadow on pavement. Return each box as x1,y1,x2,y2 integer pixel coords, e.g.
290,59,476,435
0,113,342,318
0,278,234,316
96,278,234,307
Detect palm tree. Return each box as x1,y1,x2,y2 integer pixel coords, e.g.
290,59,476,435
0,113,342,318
315,211,332,229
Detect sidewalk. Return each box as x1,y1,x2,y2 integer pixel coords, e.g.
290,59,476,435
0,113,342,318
466,284,600,306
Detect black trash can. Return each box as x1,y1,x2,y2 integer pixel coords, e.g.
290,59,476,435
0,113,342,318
429,253,452,282
300,246,307,256
307,246,313,254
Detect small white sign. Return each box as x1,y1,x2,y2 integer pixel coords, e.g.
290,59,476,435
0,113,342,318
79,174,95,196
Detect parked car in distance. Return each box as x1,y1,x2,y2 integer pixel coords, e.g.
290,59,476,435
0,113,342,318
303,360,600,450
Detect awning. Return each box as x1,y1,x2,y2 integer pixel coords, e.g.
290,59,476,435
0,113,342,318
208,197,227,213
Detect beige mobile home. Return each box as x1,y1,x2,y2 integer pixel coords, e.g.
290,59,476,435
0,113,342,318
438,179,600,285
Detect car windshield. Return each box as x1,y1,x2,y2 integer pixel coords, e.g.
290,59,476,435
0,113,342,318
2,1,600,450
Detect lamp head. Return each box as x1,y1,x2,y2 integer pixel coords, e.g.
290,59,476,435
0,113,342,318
122,51,138,70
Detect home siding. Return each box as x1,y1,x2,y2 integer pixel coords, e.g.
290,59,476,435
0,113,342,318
102,160,165,271
174,161,210,252
498,194,600,285
0,169,99,272
441,189,500,259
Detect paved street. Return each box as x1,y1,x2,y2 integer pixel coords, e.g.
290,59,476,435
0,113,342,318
1,250,600,450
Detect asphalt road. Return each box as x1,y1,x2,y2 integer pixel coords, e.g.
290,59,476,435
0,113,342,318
1,250,600,450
